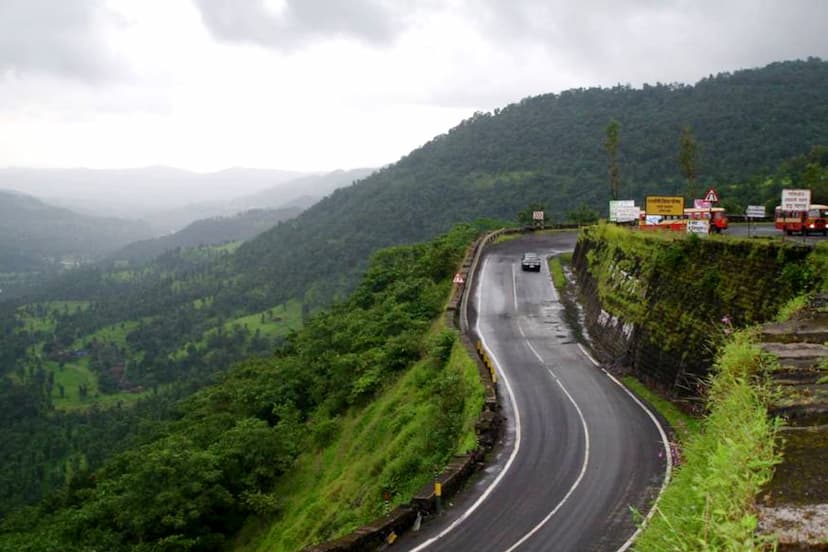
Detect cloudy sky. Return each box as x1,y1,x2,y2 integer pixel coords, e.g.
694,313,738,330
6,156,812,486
0,0,826,173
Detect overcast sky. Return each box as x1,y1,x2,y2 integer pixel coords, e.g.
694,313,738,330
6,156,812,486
1,0,826,173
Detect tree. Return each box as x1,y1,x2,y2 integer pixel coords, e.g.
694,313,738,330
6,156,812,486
679,126,699,203
604,119,621,200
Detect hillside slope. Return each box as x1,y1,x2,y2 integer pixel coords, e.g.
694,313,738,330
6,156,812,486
0,190,152,272
234,58,828,308
110,207,303,265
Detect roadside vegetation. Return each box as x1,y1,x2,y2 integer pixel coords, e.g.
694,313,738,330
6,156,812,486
0,224,488,551
634,332,781,550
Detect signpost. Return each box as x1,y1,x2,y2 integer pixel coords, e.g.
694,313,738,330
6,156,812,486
645,196,684,217
609,200,634,222
615,205,641,223
781,189,811,212
453,273,465,285
745,205,766,238
687,220,709,236
532,210,544,230
703,188,720,203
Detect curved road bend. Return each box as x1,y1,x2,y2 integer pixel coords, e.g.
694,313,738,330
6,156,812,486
399,232,668,552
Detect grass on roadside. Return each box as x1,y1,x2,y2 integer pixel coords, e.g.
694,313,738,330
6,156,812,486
548,256,566,292
621,376,701,445
634,331,781,551
234,329,484,552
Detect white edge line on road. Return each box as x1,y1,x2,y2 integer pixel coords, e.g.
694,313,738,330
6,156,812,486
577,343,674,552
407,257,523,552
500,337,591,552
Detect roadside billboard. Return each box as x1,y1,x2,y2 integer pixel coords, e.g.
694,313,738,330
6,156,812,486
781,189,811,211
609,200,636,222
645,196,684,217
745,205,766,218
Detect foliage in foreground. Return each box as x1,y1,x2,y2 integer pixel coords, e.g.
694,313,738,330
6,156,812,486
634,332,781,551
0,224,484,552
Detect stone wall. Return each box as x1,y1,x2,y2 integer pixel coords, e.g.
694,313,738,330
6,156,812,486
573,225,814,400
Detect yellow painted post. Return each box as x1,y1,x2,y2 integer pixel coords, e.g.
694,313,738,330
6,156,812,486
386,531,398,544
435,480,443,514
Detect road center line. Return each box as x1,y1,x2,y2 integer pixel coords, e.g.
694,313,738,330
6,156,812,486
500,332,591,552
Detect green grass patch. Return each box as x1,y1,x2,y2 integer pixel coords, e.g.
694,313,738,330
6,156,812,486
548,256,566,292
72,320,140,349
634,332,781,551
234,331,485,552
775,294,809,322
622,376,701,444
223,301,303,336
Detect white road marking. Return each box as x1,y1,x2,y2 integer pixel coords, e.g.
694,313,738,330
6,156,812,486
407,257,523,552
576,343,674,552
500,333,591,552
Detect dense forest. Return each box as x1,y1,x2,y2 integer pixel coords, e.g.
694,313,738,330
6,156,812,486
0,224,483,551
109,207,304,266
1,58,828,549
233,58,828,310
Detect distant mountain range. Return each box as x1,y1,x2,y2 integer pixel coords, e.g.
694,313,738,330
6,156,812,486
0,167,376,277
108,206,304,265
0,190,152,272
140,168,376,233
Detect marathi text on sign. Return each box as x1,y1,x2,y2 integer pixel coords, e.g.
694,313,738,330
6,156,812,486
645,196,684,216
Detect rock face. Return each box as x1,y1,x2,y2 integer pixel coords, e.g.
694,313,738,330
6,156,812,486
758,295,828,550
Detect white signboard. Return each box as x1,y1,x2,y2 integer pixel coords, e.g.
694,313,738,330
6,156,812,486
745,205,766,218
781,189,811,211
615,206,641,222
532,210,545,221
687,220,709,235
609,200,635,222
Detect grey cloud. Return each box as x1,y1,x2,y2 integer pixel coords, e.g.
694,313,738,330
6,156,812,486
0,0,119,81
470,0,828,84
193,0,404,49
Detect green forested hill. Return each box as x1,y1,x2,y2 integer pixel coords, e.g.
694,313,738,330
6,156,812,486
0,190,152,272
109,207,303,265
0,224,483,551
235,58,828,308
2,57,828,542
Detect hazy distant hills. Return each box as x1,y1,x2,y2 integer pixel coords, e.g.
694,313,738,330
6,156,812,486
0,166,306,221
0,166,376,234
233,58,828,308
0,190,152,272
142,168,376,233
109,206,304,265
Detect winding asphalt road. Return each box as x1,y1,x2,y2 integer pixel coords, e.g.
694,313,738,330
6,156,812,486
398,232,669,552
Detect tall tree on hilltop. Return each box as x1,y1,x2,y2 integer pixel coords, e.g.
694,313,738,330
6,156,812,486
679,126,699,203
604,119,621,200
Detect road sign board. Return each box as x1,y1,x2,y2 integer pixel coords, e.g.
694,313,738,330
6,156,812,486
615,205,640,222
609,200,634,222
694,199,712,209
745,205,766,218
703,188,720,203
453,273,465,285
532,211,544,221
687,220,709,235
645,196,684,216
781,189,810,211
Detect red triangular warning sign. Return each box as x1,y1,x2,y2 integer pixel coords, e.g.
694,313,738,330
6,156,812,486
703,188,719,203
